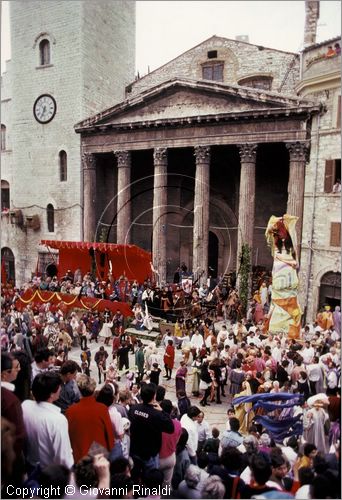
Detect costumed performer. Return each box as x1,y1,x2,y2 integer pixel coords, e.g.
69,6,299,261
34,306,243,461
265,214,302,339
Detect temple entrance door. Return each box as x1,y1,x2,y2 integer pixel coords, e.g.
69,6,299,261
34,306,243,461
319,272,341,310
1,247,15,285
208,231,218,279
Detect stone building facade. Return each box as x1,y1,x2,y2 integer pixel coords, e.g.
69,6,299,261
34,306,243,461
1,1,340,322
297,36,341,321
1,0,136,282
75,35,322,279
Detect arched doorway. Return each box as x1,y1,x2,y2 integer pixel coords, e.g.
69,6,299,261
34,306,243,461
46,263,58,278
1,247,15,285
208,231,218,278
319,271,341,310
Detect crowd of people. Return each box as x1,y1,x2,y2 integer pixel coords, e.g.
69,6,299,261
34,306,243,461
1,266,341,499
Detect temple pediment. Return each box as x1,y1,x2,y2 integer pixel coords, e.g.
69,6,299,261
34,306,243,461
75,78,317,132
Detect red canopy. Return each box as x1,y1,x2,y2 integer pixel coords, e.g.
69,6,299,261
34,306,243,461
40,240,152,283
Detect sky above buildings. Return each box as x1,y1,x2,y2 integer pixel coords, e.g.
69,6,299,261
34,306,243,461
1,1,341,75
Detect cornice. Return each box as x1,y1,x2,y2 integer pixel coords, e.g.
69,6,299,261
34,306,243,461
76,104,322,135
296,70,341,95
75,78,317,133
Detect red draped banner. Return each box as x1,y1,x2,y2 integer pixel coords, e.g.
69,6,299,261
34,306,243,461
15,289,133,317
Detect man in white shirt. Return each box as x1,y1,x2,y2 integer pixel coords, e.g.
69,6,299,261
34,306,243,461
307,356,323,395
224,333,235,349
271,341,282,364
327,326,340,342
180,406,201,464
198,284,208,301
217,325,228,345
190,331,204,354
162,329,174,347
301,341,315,365
22,371,74,470
196,411,211,453
247,331,261,347
31,348,55,382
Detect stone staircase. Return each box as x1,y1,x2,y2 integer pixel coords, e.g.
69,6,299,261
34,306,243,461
124,317,171,345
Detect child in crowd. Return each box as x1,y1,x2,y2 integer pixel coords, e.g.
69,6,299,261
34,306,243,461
203,427,220,472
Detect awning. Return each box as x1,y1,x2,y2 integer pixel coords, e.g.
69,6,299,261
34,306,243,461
39,240,152,283
41,240,151,257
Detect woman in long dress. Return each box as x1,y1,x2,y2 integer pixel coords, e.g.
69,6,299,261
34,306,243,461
233,380,254,435
191,357,202,397
99,314,113,346
304,402,329,454
175,361,188,393
229,362,245,396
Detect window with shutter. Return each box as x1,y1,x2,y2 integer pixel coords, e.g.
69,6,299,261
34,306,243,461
324,160,335,192
330,222,341,247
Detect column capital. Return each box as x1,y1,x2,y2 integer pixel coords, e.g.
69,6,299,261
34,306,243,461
153,147,167,163
114,150,131,168
286,141,310,162
194,145,211,163
237,144,258,162
82,152,96,170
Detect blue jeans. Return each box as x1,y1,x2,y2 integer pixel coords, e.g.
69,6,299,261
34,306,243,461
131,453,159,480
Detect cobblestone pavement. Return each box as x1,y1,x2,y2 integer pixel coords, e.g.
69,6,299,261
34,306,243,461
68,323,231,435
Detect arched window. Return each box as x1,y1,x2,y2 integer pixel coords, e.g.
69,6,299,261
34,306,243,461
319,271,341,310
47,204,54,232
1,247,15,285
1,180,10,211
1,124,6,151
39,39,50,65
238,75,273,90
59,150,67,181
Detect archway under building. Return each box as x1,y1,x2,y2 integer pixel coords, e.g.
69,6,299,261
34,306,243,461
319,271,341,310
1,247,15,285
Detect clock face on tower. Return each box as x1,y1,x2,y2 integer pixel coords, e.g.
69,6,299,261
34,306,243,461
33,94,57,124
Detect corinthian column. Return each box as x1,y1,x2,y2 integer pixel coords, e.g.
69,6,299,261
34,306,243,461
114,150,131,244
286,141,309,257
192,145,210,284
82,152,97,242
236,144,257,275
152,148,168,285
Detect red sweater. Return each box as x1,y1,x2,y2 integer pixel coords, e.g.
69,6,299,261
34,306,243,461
65,396,114,463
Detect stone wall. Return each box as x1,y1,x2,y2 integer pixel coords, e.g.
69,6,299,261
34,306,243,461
299,83,341,320
127,36,300,98
1,1,135,284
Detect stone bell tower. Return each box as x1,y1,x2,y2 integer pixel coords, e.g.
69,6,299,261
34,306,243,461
1,1,136,284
